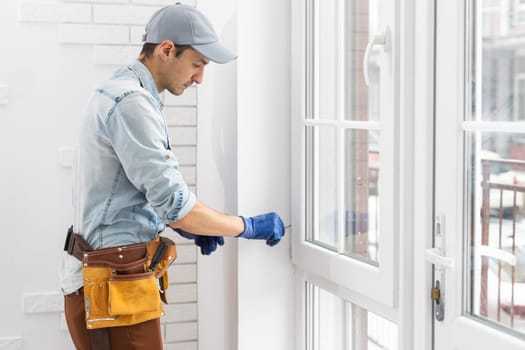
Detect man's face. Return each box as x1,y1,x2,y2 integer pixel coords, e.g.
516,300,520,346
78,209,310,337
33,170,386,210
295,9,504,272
163,47,209,96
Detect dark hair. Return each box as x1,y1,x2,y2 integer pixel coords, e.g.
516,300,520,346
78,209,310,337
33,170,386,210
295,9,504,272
140,42,192,60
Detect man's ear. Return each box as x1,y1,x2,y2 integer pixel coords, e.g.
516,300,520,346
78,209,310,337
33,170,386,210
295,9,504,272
157,40,174,61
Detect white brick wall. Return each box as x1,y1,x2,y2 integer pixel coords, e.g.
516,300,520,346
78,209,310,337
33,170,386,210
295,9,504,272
165,107,197,126
0,337,23,350
0,84,8,105
93,5,161,25
167,284,198,303
93,45,141,65
169,127,198,146
165,88,198,106
17,0,202,348
165,322,198,342
23,293,64,314
63,0,129,3
132,0,196,6
130,25,145,44
58,23,129,44
163,303,198,323
19,2,91,23
172,146,196,165
173,245,197,264
163,342,198,350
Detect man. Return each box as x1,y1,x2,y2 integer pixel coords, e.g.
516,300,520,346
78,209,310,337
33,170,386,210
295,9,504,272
60,3,285,349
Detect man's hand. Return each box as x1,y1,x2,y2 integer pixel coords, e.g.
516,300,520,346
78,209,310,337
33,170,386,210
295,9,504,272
237,212,285,246
173,229,224,255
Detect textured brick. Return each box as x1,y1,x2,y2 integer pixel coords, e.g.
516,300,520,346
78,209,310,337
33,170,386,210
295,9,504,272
180,166,196,185
174,245,197,263
165,322,198,343
59,313,68,331
166,284,197,303
58,147,76,168
18,2,91,23
0,337,23,350
130,25,145,44
171,146,196,165
163,342,198,350
159,228,185,244
169,127,197,146
64,0,128,3
0,84,7,105
161,302,197,323
164,88,197,106
94,45,141,65
94,5,160,25
58,24,129,44
24,292,63,313
132,0,196,6
169,264,197,283
165,107,197,126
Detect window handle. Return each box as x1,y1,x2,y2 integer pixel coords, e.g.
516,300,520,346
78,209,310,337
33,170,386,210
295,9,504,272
425,248,454,269
363,27,391,86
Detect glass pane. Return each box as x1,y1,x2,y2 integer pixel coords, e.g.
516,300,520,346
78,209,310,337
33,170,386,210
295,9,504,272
306,282,398,350
316,0,338,120
345,0,381,122
306,126,338,249
464,0,525,336
471,0,525,122
344,129,380,263
312,284,344,349
363,311,398,350
466,132,525,335
308,0,380,121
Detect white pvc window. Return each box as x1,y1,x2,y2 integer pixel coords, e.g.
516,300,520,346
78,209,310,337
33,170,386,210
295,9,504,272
305,281,398,350
292,0,397,307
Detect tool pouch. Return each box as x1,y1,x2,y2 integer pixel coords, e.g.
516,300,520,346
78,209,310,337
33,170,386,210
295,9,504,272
108,272,159,315
146,237,177,304
78,235,177,329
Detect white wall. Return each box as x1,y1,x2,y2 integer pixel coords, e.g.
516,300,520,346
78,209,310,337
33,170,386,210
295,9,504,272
237,0,295,349
0,0,96,347
197,0,295,349
195,1,239,350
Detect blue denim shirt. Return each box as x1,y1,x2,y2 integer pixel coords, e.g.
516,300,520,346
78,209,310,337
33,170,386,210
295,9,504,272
60,60,196,294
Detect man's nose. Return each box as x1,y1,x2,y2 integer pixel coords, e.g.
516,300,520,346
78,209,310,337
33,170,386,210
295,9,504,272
192,67,205,84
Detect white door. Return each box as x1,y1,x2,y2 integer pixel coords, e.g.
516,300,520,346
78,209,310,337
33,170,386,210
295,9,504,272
434,0,525,348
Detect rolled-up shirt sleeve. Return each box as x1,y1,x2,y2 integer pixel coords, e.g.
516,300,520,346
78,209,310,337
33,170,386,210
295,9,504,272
105,93,195,223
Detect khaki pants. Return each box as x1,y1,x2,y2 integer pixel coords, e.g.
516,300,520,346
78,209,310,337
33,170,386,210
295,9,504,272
64,288,163,350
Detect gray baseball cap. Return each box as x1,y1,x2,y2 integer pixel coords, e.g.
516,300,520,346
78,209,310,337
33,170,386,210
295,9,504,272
143,3,237,64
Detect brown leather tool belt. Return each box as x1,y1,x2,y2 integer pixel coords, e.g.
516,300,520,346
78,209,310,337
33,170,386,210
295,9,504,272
63,225,177,330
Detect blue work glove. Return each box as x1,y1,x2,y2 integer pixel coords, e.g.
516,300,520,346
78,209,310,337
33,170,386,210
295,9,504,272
237,212,285,246
174,229,224,256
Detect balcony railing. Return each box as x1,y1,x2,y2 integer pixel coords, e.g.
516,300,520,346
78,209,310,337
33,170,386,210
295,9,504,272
480,158,525,330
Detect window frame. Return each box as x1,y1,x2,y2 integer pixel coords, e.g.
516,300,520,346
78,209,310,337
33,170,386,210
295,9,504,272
291,0,399,309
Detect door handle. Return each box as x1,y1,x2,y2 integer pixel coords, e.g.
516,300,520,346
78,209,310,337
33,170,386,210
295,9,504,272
363,27,391,86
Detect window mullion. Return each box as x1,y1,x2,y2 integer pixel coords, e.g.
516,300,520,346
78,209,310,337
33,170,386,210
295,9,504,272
338,127,345,253
337,0,346,254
